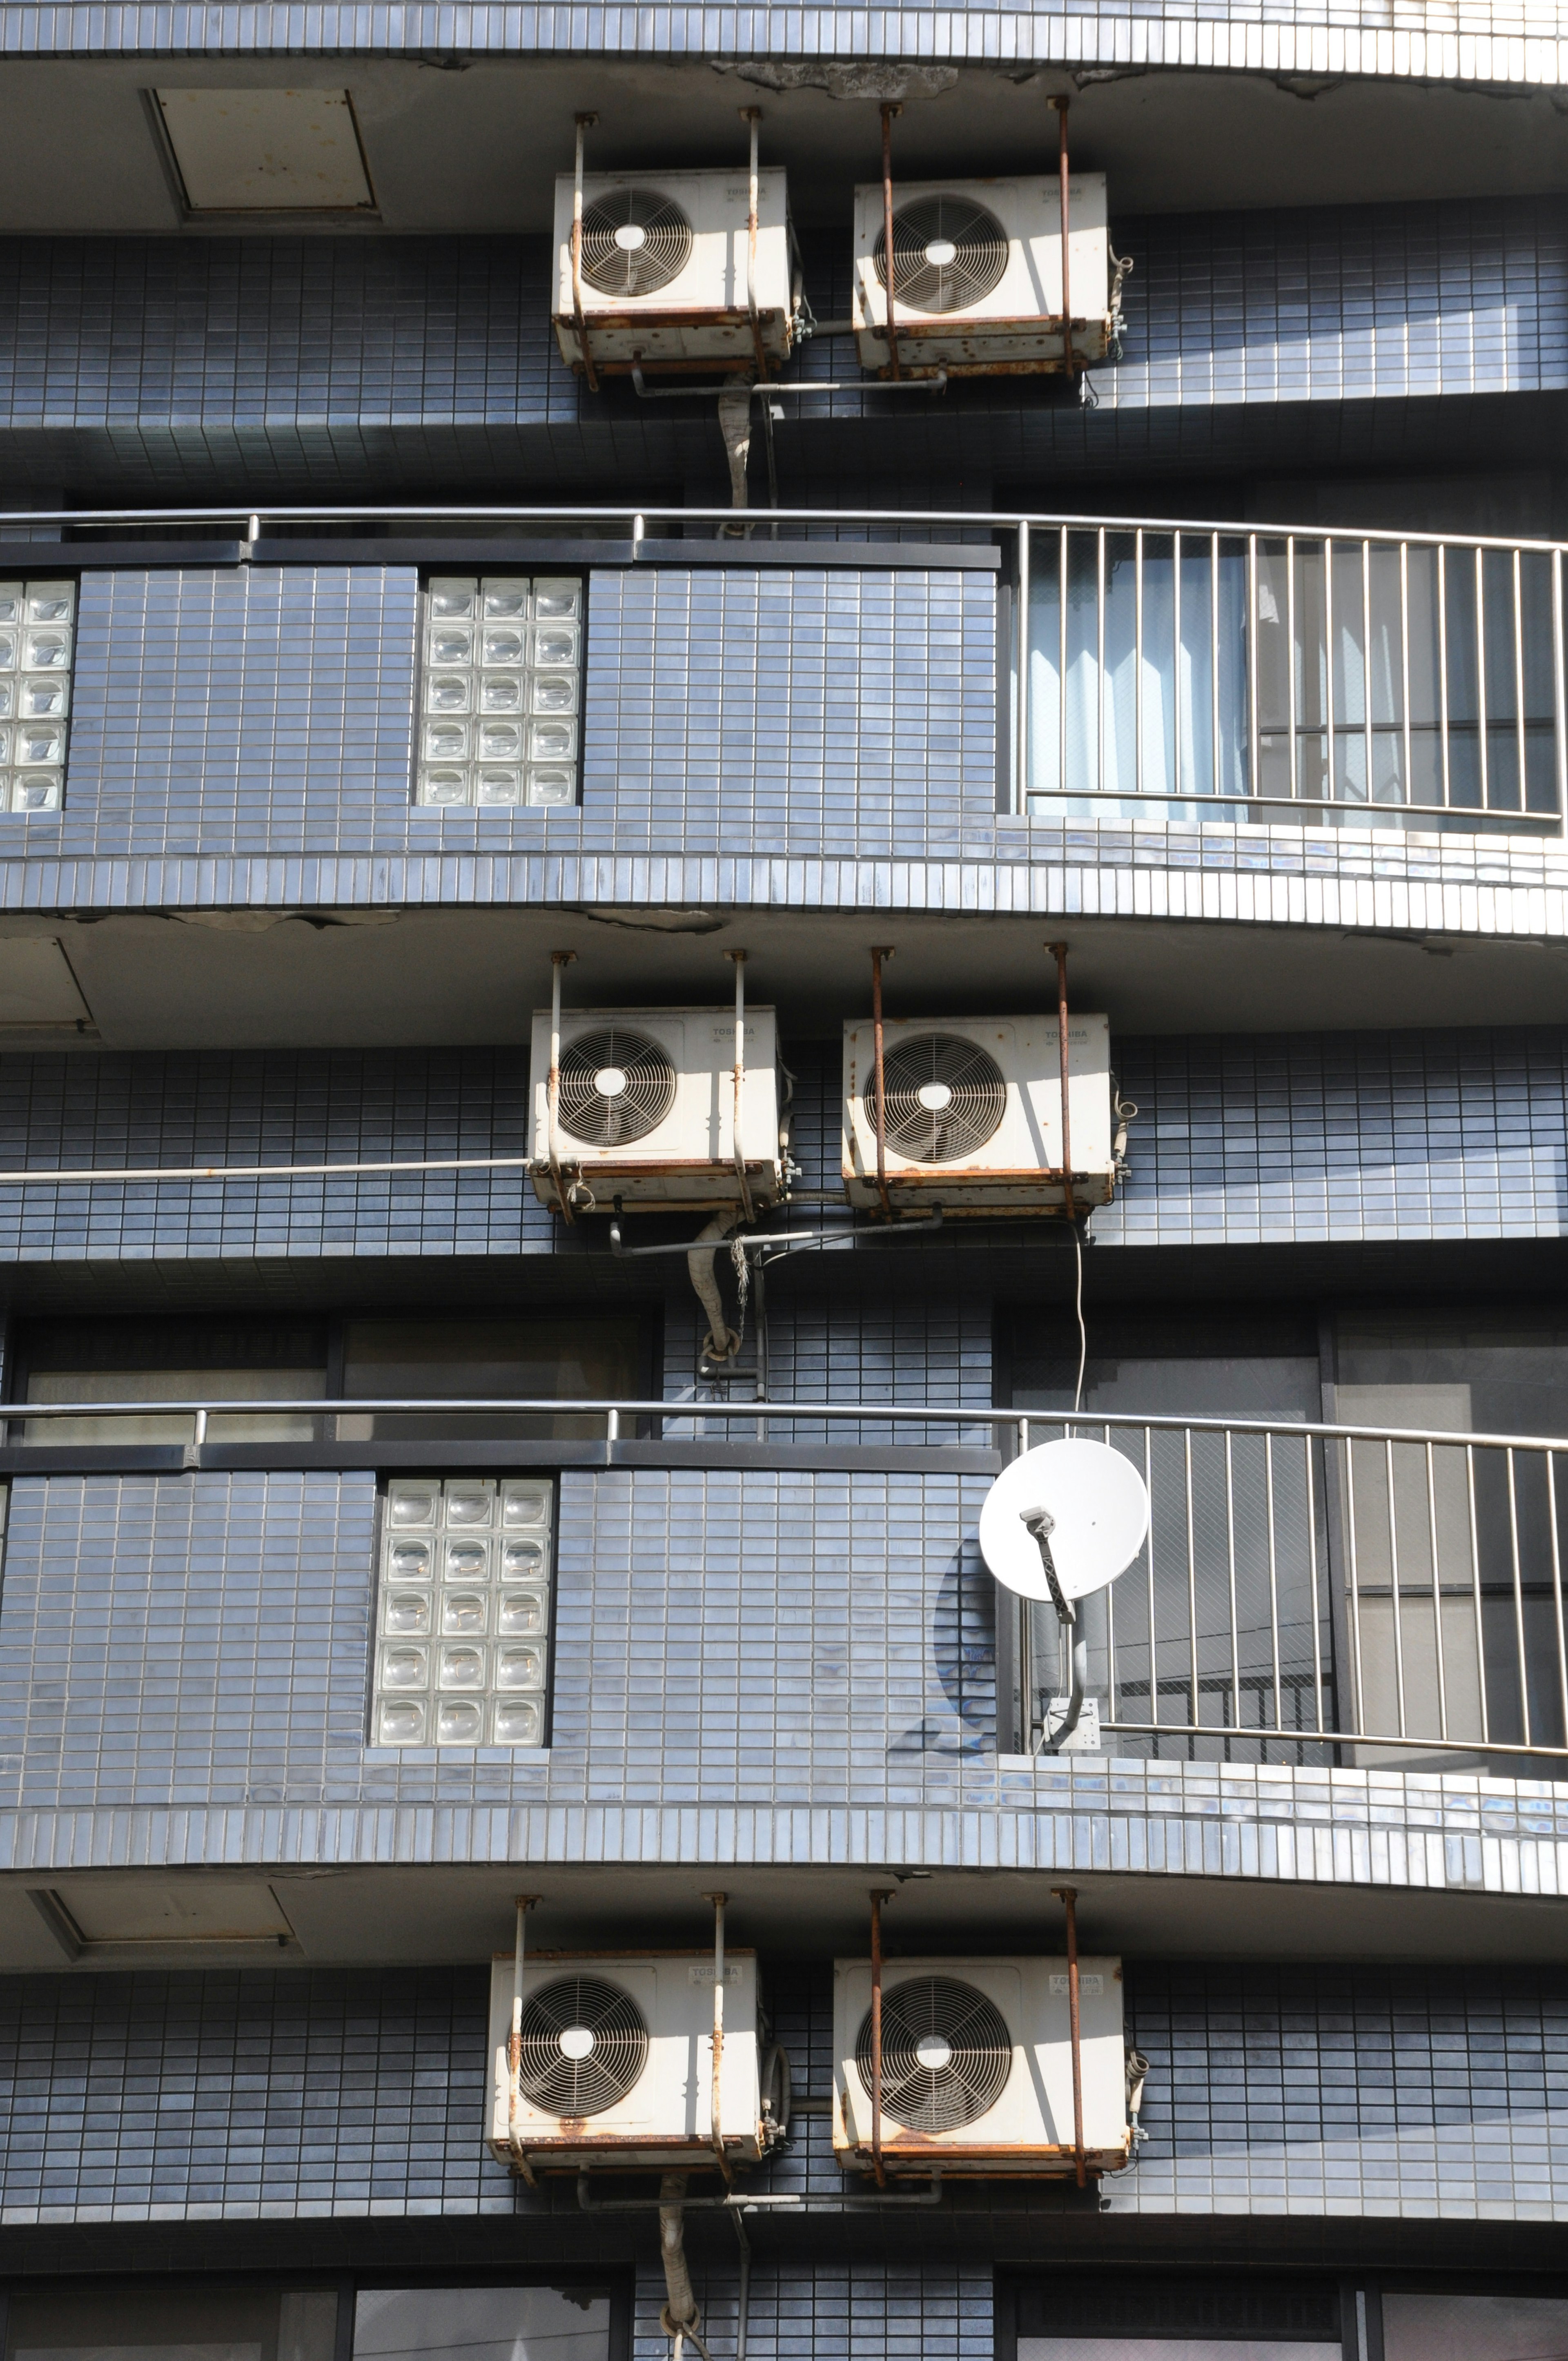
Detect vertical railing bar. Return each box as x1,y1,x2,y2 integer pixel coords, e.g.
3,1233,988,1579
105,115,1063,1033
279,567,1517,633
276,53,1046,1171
1362,539,1374,813
1016,517,1030,812
1550,1448,1568,1751
1247,533,1260,804
1210,530,1221,800
1426,1440,1448,1745
1515,544,1528,811
1145,1425,1159,1734
1265,1430,1283,1741
1224,1428,1241,1735
1385,1436,1407,1742
1173,528,1183,798
1287,534,1297,804
1345,1439,1366,1742
1135,526,1145,800
1400,539,1413,809
1307,1431,1326,1737
1104,1415,1120,1716
1468,1444,1490,1747
1324,531,1336,807
1096,527,1106,798
1185,1426,1200,1731
1508,1447,1530,1750
1060,525,1070,800
1437,542,1451,807
1477,543,1490,809
1553,545,1566,826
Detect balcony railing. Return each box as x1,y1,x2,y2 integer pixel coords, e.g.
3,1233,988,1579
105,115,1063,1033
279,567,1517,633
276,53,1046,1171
8,1394,1568,1768
1020,516,1567,827
7,499,1566,836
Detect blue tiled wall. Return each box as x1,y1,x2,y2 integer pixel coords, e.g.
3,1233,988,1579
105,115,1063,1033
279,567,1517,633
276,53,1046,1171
20,561,998,865
0,203,1560,493
0,1469,997,1816
1,1029,1567,1264
0,1959,1563,2227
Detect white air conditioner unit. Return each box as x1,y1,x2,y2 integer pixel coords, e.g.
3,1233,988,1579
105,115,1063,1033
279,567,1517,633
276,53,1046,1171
833,1955,1131,2177
529,1005,783,1211
489,1949,772,2172
841,1014,1114,1212
851,176,1111,375
553,169,797,373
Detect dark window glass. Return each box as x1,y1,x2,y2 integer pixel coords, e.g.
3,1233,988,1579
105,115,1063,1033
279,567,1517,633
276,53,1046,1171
14,1317,329,1444
1002,1304,1321,1423
6,2284,338,2361
341,1315,648,1439
352,2288,612,2361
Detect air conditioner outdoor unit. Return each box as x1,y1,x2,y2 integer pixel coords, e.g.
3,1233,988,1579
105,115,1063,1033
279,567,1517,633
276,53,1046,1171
488,1949,773,2172
851,176,1112,376
553,170,797,373
841,1014,1114,1212
529,1004,783,1212
832,1955,1132,2177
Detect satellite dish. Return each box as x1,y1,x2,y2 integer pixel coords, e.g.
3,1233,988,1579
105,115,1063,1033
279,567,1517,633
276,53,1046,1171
979,1438,1149,1604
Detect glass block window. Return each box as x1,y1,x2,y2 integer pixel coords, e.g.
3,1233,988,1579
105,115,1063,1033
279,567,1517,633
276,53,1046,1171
416,575,582,809
372,1475,552,1747
0,579,74,813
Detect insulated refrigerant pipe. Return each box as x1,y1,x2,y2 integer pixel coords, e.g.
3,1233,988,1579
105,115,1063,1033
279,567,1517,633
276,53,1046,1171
1051,1884,1087,2186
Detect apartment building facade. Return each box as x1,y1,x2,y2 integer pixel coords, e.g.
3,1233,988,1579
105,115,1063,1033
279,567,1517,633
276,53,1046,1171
0,13,1559,2361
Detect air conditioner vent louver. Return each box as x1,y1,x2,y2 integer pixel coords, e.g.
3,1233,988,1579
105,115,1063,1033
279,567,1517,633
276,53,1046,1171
873,195,1010,314
854,1976,1012,2132
880,1035,1007,1163
557,1027,678,1147
517,1975,650,2115
579,189,695,298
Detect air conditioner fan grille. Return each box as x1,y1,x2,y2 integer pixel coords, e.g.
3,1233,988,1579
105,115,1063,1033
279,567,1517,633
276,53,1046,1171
873,196,1009,315
580,189,695,298
854,1975,1013,2134
876,1034,1007,1164
558,1026,677,1147
517,1975,650,2116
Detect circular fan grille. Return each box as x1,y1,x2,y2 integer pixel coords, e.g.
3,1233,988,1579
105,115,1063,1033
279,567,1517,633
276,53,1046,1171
878,1034,1006,1164
518,1976,650,2116
873,195,1009,315
558,1026,677,1147
580,189,695,298
854,1976,1013,2134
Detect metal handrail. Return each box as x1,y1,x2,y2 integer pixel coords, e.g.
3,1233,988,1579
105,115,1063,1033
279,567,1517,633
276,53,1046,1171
8,1394,1568,1455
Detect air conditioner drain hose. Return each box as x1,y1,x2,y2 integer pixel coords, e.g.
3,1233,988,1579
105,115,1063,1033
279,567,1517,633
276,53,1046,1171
688,1213,742,1363
658,2174,713,2361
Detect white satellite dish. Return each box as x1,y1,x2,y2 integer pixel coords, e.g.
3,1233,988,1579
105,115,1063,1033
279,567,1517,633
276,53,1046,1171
979,1437,1150,1604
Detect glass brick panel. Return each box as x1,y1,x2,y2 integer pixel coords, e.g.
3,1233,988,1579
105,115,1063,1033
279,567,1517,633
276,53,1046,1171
416,576,582,809
0,579,74,813
372,1476,552,1747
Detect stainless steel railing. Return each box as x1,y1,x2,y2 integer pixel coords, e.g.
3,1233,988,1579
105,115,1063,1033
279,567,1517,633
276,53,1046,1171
11,497,1568,833
8,1392,1568,1763
1020,519,1567,825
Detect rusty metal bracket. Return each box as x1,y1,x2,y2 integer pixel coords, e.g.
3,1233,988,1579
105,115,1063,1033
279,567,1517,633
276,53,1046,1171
1047,941,1075,1223
869,1885,895,2187
1051,1884,1087,2186
871,947,895,1217
1050,97,1074,386
879,107,903,382
571,116,601,394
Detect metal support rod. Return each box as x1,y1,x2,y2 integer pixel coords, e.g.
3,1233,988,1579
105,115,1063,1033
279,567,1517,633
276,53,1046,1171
871,947,894,1217
548,951,577,1223
1051,1885,1087,2186
1050,98,1073,383
1049,942,1075,1220
869,1887,893,2186
880,108,903,381
703,1891,733,2183
725,952,755,1223
571,116,600,395
1016,519,1031,812
741,109,768,383
508,1895,541,2186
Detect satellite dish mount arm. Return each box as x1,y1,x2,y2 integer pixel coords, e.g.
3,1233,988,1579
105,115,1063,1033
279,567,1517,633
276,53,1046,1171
1024,1508,1085,1751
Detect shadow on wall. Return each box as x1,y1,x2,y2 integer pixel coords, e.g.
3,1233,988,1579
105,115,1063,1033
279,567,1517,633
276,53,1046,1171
889,1539,996,1759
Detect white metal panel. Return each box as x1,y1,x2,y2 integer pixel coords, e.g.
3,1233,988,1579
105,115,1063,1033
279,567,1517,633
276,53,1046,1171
831,1954,1128,2172
851,176,1109,372
488,1951,762,2163
529,1005,783,1209
553,169,794,368
841,1013,1114,1210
